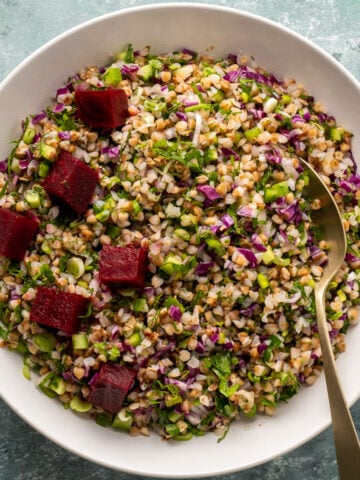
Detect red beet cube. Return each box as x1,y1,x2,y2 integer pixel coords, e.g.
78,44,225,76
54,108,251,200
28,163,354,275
0,208,38,261
42,151,98,215
75,89,129,129
99,245,148,289
88,363,137,413
30,286,88,334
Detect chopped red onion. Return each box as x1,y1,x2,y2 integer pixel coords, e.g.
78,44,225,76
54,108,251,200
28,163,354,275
237,206,256,218
221,213,235,228
58,131,71,141
32,111,47,124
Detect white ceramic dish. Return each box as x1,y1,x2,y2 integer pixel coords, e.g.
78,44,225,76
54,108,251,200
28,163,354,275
0,3,359,478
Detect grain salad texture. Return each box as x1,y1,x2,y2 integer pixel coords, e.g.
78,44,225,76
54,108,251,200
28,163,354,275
0,45,359,441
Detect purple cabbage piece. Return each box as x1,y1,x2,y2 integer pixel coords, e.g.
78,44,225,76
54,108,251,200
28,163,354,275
238,303,257,317
223,65,281,86
275,199,302,225
345,252,360,266
221,147,240,161
237,248,258,267
169,305,182,321
181,47,196,56
195,261,215,276
265,148,282,164
197,185,221,202
251,234,267,252
121,64,139,76
291,114,306,123
257,343,268,354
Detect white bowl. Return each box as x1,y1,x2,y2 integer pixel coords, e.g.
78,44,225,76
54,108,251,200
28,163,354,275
0,3,359,478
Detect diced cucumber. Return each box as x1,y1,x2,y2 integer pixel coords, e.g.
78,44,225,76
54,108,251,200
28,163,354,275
72,333,89,350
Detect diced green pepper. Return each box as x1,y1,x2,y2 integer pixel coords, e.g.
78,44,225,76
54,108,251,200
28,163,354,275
329,127,344,142
262,248,275,265
127,331,142,347
264,181,289,203
272,256,291,266
173,432,193,441
244,127,262,140
257,273,270,289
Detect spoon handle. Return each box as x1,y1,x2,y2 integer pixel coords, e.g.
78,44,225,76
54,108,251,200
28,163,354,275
315,289,360,480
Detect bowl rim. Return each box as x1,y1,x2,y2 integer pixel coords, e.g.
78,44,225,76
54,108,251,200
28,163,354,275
0,3,359,478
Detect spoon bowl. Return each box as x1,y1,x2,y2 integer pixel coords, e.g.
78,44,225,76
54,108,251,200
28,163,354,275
300,158,360,479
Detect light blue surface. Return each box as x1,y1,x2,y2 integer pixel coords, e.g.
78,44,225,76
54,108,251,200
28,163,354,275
0,1,359,479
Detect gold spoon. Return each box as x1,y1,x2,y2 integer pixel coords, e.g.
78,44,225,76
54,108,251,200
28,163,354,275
301,158,360,479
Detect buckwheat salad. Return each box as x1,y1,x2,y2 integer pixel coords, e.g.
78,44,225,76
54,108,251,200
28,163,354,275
0,45,359,442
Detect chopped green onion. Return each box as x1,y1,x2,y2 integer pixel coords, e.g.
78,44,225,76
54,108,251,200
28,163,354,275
138,64,153,81
48,376,66,395
23,126,36,145
39,143,57,161
25,190,41,208
70,395,92,413
112,408,133,430
22,364,31,380
205,238,226,257
127,331,142,346
102,67,122,86
38,161,50,178
133,298,148,313
32,333,57,352
66,257,85,279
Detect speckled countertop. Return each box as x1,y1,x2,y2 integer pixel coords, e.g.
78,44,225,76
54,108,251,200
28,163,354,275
0,1,359,479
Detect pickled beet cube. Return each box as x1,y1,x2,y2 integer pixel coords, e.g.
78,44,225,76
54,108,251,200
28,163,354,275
99,245,148,289
30,286,88,334
88,363,137,413
0,208,38,261
42,151,98,215
75,89,129,129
